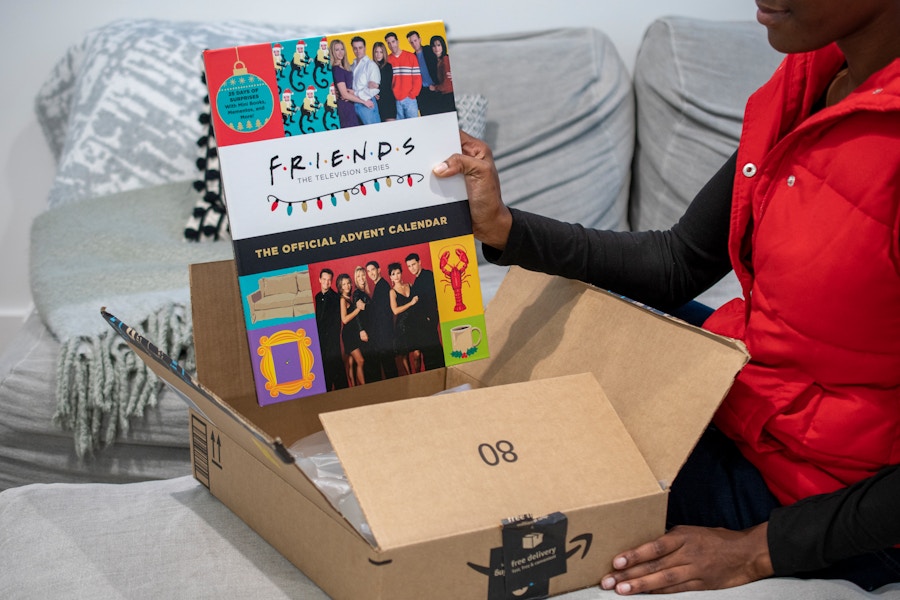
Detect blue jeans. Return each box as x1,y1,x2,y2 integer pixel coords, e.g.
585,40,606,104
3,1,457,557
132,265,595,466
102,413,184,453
669,300,715,327
395,97,419,119
667,426,779,531
354,101,380,125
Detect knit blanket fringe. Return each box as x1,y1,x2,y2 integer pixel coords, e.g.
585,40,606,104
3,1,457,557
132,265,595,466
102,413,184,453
30,181,234,457
53,303,195,457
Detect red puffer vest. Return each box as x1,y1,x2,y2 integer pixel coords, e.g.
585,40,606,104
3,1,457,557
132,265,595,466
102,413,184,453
703,44,900,505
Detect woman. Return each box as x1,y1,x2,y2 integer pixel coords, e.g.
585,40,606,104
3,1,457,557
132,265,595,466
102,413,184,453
372,41,396,121
337,272,365,386
430,35,454,113
352,267,372,357
328,38,360,128
387,262,421,375
435,0,900,593
350,266,376,383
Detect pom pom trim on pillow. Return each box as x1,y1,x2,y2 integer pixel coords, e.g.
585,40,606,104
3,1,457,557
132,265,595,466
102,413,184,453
185,72,230,242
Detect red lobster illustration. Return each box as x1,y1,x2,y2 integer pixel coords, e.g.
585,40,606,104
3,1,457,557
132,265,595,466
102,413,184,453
440,246,470,312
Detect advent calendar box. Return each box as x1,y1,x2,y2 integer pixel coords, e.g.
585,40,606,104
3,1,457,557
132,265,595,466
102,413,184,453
203,20,488,406
102,263,749,600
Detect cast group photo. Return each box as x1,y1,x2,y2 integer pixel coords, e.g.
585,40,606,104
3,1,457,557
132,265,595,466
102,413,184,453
313,247,445,391
274,24,455,135
326,26,456,127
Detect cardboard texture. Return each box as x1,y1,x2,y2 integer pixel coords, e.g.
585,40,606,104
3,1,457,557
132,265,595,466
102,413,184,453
455,267,750,488
320,372,661,550
114,259,748,600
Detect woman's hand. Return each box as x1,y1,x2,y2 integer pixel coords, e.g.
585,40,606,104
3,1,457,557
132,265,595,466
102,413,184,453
600,523,773,595
433,131,512,249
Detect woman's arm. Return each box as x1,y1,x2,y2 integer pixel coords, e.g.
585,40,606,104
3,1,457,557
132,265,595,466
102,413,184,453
601,465,900,594
390,290,419,315
434,132,735,311
436,56,452,93
768,463,900,575
336,80,371,107
340,297,360,325
486,153,736,311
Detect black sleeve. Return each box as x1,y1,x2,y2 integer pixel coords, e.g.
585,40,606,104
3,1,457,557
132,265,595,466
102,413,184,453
483,153,737,311
768,464,900,575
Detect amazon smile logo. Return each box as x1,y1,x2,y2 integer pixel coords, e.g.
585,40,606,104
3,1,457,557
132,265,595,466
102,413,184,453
466,512,592,600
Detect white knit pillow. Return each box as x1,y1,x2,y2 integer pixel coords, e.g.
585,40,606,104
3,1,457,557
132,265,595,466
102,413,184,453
34,19,341,209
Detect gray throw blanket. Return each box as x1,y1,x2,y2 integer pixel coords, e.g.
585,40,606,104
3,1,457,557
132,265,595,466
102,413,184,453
30,181,234,456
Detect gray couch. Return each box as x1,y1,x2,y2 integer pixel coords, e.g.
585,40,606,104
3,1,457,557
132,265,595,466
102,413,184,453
4,16,895,600
0,16,783,491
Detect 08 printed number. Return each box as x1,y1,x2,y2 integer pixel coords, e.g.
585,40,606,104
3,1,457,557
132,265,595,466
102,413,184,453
478,441,518,466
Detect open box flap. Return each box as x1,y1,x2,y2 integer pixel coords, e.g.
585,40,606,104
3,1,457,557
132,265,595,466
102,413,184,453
101,308,295,466
454,267,750,489
319,372,662,551
102,305,374,537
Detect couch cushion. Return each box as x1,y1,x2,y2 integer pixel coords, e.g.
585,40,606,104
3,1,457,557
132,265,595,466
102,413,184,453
629,17,783,308
295,274,311,292
450,28,634,303
35,20,342,210
262,274,299,297
293,290,313,305
630,17,783,232
253,293,297,311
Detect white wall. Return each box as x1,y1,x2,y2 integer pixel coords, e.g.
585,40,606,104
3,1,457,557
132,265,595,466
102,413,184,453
0,0,755,352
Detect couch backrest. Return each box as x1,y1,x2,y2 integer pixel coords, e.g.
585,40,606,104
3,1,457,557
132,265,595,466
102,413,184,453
629,16,783,232
262,273,300,297
450,27,635,302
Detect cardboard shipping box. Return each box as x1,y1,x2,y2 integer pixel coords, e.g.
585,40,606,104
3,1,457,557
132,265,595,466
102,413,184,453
120,260,748,600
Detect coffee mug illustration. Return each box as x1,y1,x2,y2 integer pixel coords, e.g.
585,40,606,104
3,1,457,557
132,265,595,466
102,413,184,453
450,324,482,359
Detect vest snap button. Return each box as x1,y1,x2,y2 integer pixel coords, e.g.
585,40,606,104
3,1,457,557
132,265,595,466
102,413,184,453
787,175,796,187
742,163,758,177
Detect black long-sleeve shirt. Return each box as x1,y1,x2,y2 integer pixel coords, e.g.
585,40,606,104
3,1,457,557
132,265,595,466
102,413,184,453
483,152,900,576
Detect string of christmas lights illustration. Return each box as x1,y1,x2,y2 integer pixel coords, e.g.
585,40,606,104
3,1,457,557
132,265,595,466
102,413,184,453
267,173,425,215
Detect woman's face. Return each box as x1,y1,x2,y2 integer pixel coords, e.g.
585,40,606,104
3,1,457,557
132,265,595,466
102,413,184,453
373,45,384,62
390,269,402,285
332,42,345,61
432,40,443,57
355,270,366,290
340,277,351,294
755,0,897,54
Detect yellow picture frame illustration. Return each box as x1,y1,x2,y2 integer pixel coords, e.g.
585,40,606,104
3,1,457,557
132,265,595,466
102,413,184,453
257,328,316,397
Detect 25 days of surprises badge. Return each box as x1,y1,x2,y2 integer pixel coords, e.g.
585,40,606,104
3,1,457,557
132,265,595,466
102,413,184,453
216,51,274,134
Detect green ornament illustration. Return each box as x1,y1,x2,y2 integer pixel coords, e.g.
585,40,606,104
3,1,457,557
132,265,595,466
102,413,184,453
216,51,274,134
